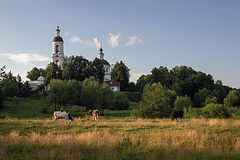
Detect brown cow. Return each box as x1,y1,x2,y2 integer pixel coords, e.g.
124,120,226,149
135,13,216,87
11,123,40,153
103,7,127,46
88,110,99,120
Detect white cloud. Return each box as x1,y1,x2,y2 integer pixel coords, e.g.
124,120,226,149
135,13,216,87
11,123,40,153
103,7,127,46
93,37,101,48
126,35,142,46
2,53,49,64
70,36,83,43
64,32,69,36
109,33,121,48
130,73,146,83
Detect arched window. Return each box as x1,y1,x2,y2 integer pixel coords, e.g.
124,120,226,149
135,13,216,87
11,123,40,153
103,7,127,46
55,45,59,53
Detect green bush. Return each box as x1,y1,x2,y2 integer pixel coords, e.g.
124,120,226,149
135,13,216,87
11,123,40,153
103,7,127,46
174,95,191,111
113,92,129,110
202,103,231,118
121,92,141,102
139,83,173,118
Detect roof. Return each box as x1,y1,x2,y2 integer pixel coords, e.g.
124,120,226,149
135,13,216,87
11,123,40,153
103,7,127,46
100,59,110,66
53,36,64,42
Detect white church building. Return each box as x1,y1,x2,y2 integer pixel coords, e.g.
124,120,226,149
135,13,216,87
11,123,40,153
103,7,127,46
49,26,120,91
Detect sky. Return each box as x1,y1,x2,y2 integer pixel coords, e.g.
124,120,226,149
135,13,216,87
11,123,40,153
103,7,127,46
0,0,240,88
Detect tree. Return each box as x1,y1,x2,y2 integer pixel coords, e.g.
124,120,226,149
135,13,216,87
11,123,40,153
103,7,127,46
0,65,6,81
98,83,114,115
136,74,151,92
1,71,19,98
66,79,82,105
0,89,3,109
204,97,218,106
81,76,100,110
20,81,31,97
27,67,46,81
203,103,231,118
113,92,129,110
174,95,192,111
150,66,172,87
62,56,92,81
48,79,69,110
91,58,105,83
194,88,213,107
224,90,240,107
111,61,130,91
44,63,62,85
139,83,173,118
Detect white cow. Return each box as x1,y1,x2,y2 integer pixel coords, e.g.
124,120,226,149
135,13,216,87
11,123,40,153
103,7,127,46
53,111,74,121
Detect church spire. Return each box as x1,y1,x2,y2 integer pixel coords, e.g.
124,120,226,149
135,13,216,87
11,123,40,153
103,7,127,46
56,26,60,37
98,46,104,59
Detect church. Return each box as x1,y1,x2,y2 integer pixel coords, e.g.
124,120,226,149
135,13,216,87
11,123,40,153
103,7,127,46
50,26,120,91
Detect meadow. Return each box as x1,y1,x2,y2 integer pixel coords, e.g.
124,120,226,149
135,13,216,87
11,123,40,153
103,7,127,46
1,98,240,159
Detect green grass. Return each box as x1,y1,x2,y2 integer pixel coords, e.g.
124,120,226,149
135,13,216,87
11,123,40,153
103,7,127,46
0,118,240,159
1,98,240,159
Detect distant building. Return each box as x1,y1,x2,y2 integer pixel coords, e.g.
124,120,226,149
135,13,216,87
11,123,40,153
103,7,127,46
51,26,64,67
29,76,44,91
97,47,120,92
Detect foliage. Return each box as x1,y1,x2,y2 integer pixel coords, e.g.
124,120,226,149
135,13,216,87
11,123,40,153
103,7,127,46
66,80,82,105
139,83,173,118
202,103,231,118
136,74,151,92
224,90,240,107
91,58,105,83
97,83,114,114
81,76,100,110
0,65,6,81
113,92,129,110
174,95,191,111
19,81,31,97
204,97,217,106
44,63,63,85
0,71,19,98
27,67,46,81
48,79,69,110
194,88,213,107
111,61,130,91
121,92,141,102
0,89,3,109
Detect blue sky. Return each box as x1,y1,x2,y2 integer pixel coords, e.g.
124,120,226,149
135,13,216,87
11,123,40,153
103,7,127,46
0,0,240,88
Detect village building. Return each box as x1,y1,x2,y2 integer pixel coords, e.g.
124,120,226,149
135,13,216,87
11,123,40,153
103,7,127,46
30,26,120,91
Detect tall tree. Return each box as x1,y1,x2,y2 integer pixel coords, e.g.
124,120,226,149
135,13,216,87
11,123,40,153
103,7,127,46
111,61,130,91
224,90,240,107
139,82,173,118
27,67,46,81
91,58,105,83
48,79,69,110
44,63,62,85
62,56,91,81
1,71,19,97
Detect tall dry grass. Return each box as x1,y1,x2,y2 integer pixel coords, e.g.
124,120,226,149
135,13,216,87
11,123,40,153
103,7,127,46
0,118,240,159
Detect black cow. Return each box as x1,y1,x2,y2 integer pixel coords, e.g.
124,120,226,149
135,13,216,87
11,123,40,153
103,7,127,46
172,110,184,121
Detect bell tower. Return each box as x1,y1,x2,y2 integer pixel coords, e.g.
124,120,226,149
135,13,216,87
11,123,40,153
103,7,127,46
51,26,64,67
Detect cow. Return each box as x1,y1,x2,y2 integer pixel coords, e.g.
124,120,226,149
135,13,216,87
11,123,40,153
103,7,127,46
172,110,184,122
53,111,74,121
88,110,99,120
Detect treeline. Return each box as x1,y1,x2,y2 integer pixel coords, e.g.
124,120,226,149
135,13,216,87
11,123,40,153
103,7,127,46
48,77,129,115
27,56,130,91
136,66,240,118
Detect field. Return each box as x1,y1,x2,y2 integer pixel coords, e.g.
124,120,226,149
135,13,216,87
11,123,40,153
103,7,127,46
1,98,240,159
1,118,240,160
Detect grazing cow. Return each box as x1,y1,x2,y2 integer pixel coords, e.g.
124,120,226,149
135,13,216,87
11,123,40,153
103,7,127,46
53,111,74,121
88,110,99,120
172,110,184,121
